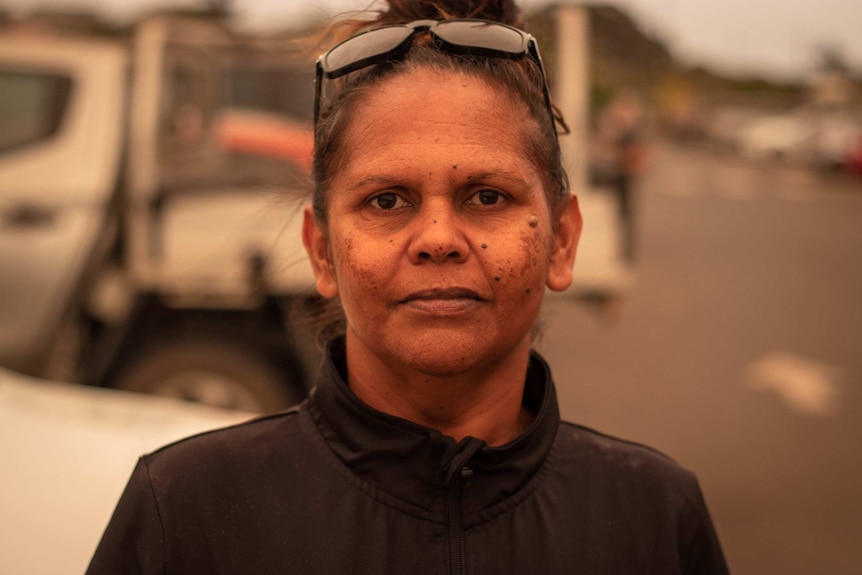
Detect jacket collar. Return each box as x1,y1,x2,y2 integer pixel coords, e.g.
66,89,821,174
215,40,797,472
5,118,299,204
307,337,560,518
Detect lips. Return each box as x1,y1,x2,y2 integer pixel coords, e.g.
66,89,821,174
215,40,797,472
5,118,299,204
402,287,481,302
400,287,483,314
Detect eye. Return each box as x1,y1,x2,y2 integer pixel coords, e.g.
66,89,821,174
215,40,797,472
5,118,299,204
466,189,504,206
369,192,407,210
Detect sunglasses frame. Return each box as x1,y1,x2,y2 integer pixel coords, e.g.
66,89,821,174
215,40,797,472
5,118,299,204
314,18,558,147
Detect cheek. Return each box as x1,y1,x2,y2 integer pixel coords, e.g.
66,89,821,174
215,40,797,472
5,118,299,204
487,224,552,296
517,227,552,293
331,231,388,301
521,215,552,268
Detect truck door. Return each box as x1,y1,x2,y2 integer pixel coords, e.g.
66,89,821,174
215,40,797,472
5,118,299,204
104,18,313,412
124,17,230,286
0,36,127,377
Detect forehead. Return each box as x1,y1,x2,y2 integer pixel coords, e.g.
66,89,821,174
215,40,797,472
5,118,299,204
336,68,542,178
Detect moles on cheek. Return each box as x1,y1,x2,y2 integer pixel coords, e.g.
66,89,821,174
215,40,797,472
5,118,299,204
517,227,553,298
509,229,544,283
332,231,384,300
518,215,546,283
481,216,552,298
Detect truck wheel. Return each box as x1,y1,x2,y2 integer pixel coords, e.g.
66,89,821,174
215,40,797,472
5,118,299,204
112,339,304,413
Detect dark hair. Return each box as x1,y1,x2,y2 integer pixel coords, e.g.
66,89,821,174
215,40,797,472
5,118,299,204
312,0,568,223
304,0,568,347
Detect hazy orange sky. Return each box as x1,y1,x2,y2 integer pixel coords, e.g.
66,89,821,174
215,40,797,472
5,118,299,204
3,0,861,80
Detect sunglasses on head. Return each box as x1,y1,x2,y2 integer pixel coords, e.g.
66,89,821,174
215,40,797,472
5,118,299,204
314,18,558,144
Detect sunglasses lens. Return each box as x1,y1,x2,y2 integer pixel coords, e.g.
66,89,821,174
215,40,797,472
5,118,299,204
435,21,526,53
316,19,551,139
324,26,414,76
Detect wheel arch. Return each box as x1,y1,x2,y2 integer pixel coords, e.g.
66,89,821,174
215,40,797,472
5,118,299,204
84,295,312,410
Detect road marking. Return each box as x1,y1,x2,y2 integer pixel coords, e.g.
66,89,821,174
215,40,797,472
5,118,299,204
745,351,841,417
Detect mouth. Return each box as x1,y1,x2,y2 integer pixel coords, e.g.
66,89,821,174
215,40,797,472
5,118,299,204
400,287,483,314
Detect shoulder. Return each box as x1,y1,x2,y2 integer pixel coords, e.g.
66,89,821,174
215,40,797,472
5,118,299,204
556,420,693,476
546,422,729,573
142,403,309,482
553,420,703,504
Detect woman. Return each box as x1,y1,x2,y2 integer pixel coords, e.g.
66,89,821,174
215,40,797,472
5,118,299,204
88,1,729,573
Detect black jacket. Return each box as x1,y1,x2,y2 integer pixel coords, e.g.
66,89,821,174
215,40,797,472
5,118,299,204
88,338,729,574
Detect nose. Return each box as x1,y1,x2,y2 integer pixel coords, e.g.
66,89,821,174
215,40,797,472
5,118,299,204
407,200,469,264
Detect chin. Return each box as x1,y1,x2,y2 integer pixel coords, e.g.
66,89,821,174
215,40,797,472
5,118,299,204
386,331,521,378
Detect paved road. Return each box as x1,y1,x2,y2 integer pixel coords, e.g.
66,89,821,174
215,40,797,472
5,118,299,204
540,141,862,574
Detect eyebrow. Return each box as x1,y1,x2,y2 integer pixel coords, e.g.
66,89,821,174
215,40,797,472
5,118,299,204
348,175,403,192
466,170,533,188
347,170,533,192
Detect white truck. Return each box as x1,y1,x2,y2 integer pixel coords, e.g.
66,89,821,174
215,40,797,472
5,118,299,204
0,6,630,413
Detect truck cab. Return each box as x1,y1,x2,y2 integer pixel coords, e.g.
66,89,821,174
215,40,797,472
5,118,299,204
0,18,318,411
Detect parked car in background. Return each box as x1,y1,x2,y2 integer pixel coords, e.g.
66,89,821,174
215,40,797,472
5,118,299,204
706,103,862,175
735,112,811,161
706,107,764,152
805,110,862,172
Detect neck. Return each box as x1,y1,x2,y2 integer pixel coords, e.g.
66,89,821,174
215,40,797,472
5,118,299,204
345,334,534,447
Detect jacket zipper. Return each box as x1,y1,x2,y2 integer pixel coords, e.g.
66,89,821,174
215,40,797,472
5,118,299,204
447,466,471,575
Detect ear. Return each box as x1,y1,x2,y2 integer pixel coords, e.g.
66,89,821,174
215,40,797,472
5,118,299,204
546,194,582,292
301,204,339,299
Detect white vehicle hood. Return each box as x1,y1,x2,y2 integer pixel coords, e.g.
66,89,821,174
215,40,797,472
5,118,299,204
0,369,252,575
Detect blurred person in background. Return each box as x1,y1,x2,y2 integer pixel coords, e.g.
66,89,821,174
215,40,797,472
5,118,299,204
87,1,727,573
591,89,648,262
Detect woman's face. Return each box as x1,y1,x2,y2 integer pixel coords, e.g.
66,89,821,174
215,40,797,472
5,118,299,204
303,68,580,377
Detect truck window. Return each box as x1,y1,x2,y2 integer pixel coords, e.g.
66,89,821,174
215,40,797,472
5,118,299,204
0,70,72,154
161,60,214,147
228,65,314,122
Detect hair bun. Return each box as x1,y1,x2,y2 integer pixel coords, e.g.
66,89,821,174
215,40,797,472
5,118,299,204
381,0,523,28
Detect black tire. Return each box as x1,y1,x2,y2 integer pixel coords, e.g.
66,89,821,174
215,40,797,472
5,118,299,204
112,339,303,413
